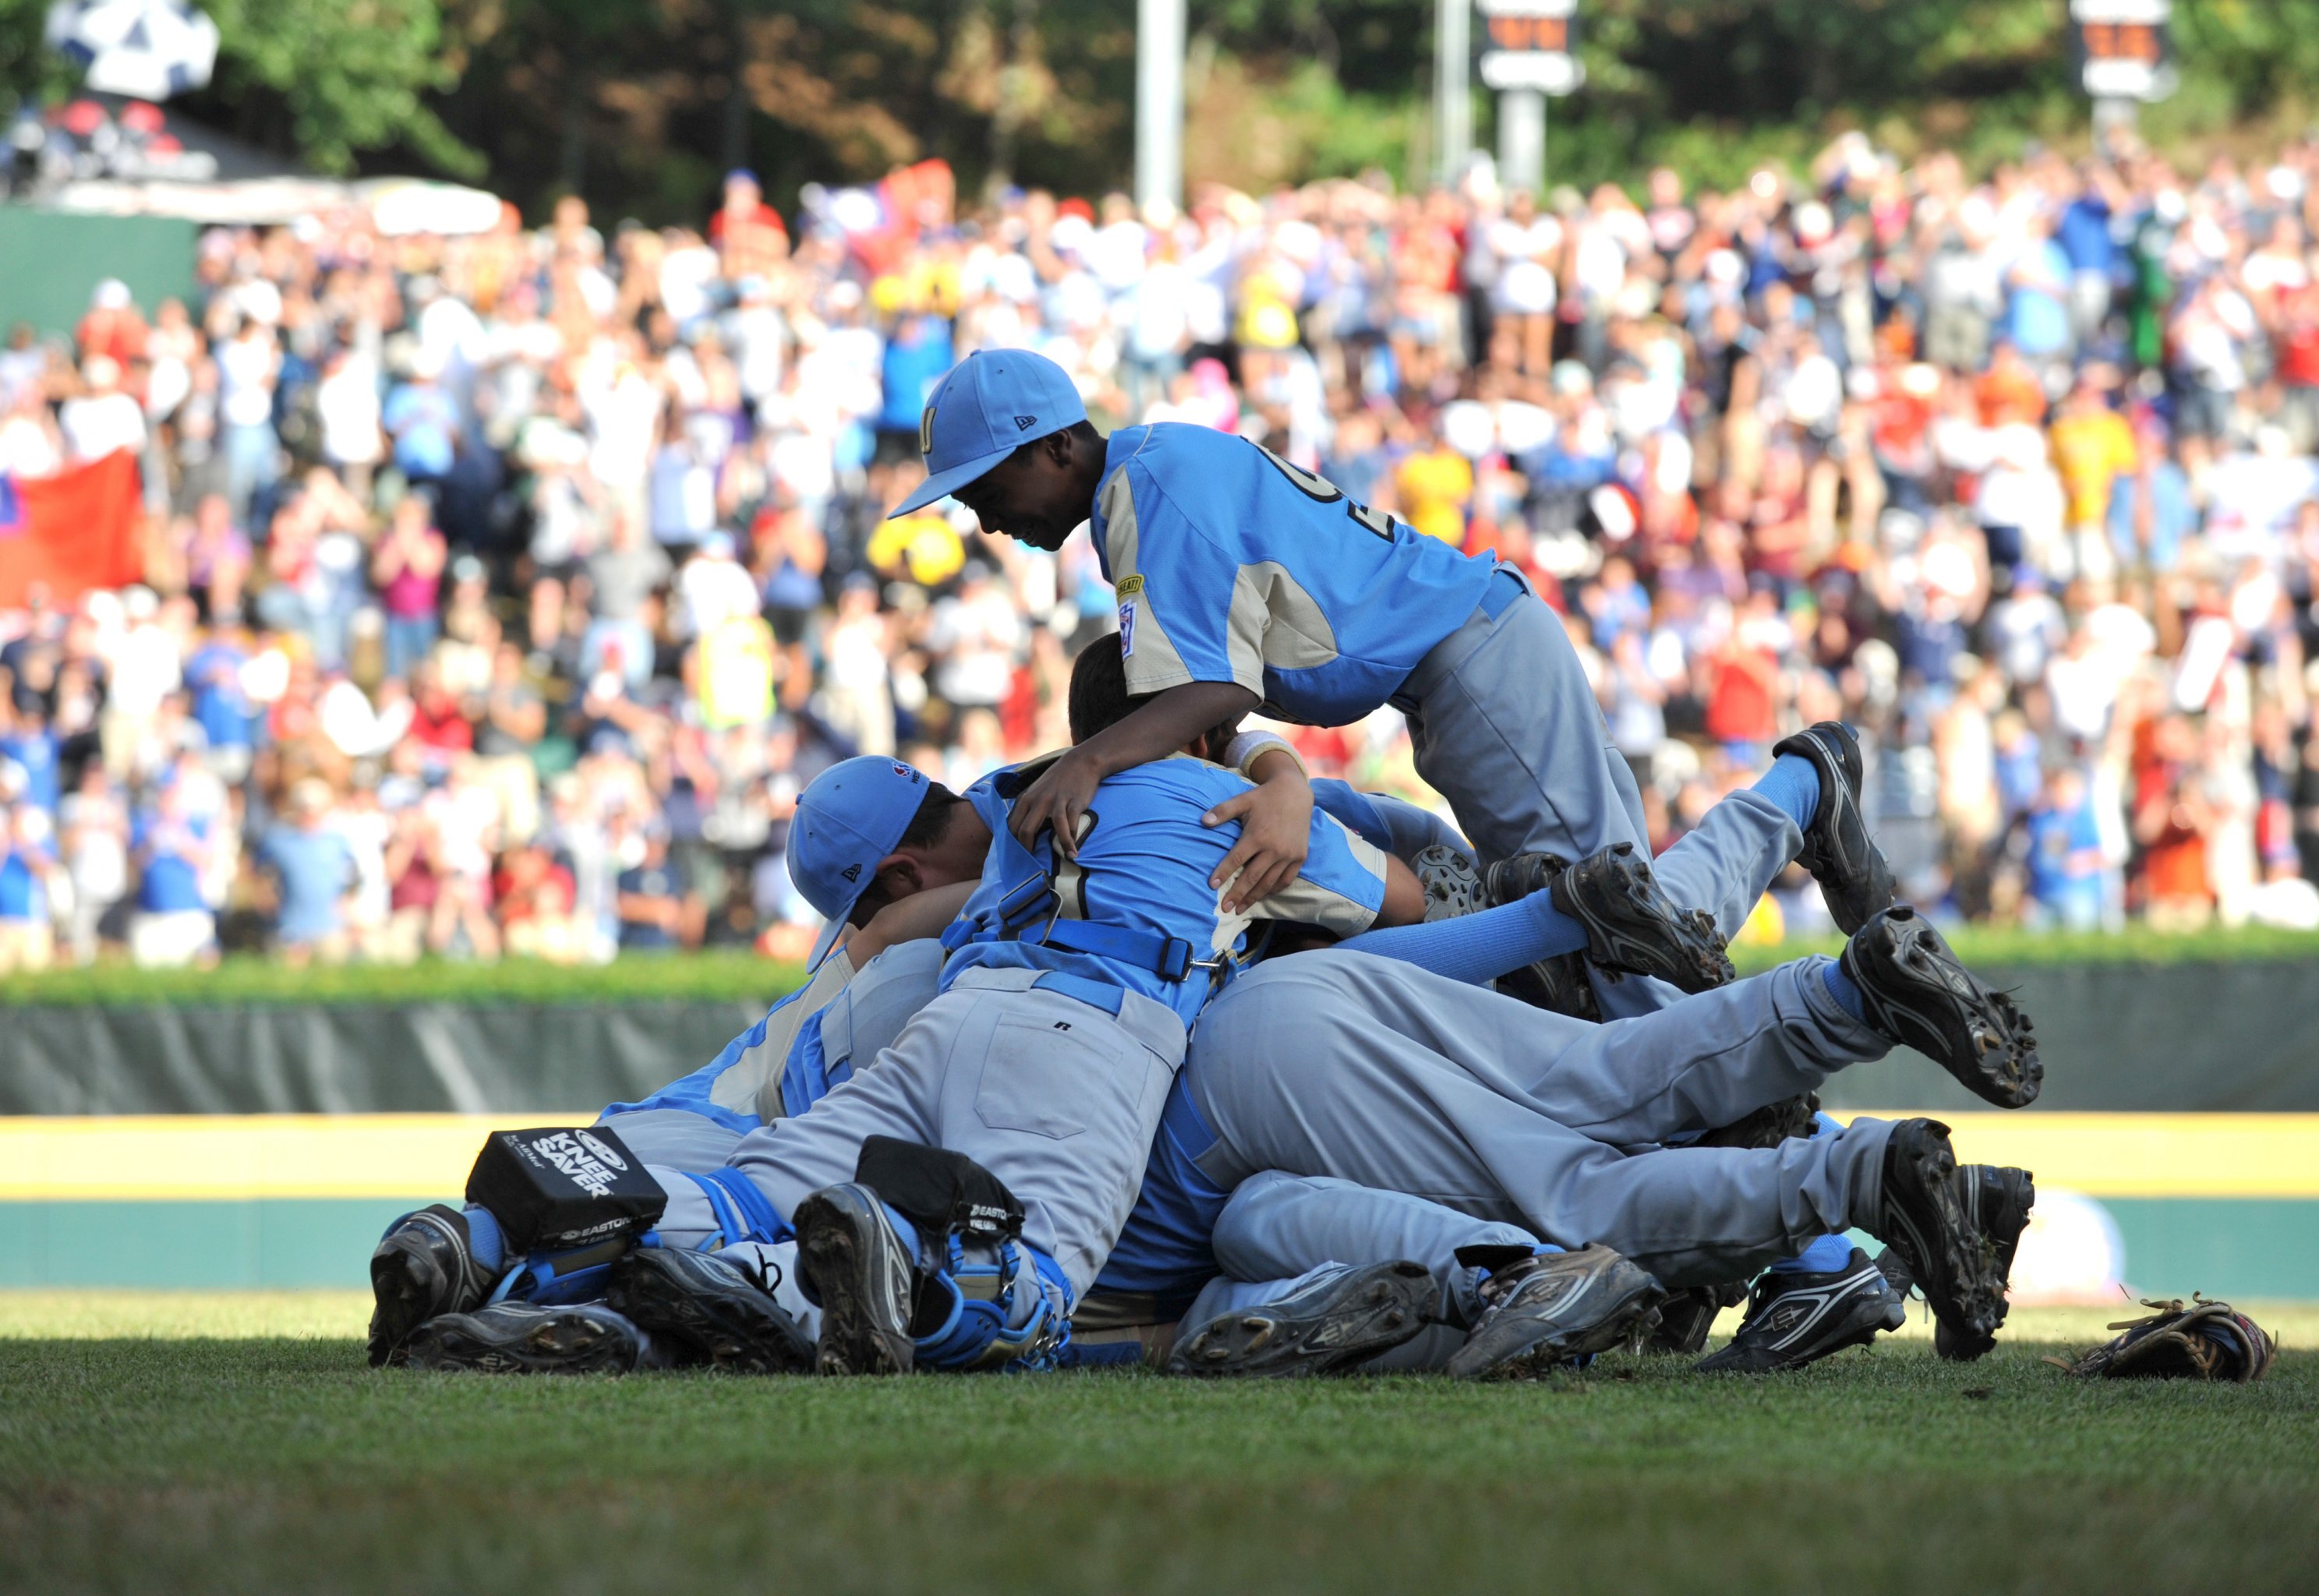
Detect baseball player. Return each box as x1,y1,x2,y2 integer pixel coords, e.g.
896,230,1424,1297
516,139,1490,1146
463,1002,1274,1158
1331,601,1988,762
887,347,1896,1017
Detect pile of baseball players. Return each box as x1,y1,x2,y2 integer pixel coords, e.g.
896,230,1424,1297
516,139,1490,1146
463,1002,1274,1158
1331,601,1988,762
364,347,2044,1382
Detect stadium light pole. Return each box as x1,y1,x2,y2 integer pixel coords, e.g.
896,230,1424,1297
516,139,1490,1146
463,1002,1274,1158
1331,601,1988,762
1498,87,1543,193
1136,0,1186,212
1436,0,1471,187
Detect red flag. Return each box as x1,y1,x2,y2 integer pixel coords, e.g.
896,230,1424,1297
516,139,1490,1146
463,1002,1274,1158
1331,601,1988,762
0,451,145,607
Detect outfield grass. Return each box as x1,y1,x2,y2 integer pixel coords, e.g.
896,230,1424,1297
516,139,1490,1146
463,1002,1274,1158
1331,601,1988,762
2,1294,2312,1595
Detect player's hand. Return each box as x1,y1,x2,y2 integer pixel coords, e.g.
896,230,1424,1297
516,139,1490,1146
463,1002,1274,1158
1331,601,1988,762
1204,779,1312,913
1009,747,1102,858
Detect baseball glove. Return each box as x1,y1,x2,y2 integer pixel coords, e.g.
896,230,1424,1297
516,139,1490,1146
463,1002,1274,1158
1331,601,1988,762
2046,1295,2276,1382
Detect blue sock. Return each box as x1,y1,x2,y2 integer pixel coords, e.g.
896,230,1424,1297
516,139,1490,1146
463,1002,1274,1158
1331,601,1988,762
1334,890,1589,987
462,1205,506,1274
1752,753,1823,835
1818,959,1867,1025
1768,1233,1856,1275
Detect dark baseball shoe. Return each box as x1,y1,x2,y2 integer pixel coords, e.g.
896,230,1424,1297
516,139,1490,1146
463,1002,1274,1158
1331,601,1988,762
1444,1245,1664,1380
1695,1093,1821,1151
1882,1165,2038,1362
793,1182,920,1376
1168,1260,1433,1378
1770,722,1894,935
404,1301,656,1375
605,1245,813,1375
1840,906,2041,1108
1866,1119,2005,1345
368,1204,498,1368
1538,842,1734,994
1481,853,1603,1019
1695,1248,1908,1373
1646,1281,1746,1354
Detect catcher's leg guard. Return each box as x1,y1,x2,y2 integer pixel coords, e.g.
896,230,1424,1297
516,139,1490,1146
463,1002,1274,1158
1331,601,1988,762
910,1237,1074,1372
801,1139,1070,1374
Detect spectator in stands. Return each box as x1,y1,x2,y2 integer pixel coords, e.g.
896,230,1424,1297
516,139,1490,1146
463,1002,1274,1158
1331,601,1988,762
258,777,355,965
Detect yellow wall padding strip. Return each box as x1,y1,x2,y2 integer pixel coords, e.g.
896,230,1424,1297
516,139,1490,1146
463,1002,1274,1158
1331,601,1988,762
0,1115,575,1200
0,1113,2316,1202
1829,1113,2319,1198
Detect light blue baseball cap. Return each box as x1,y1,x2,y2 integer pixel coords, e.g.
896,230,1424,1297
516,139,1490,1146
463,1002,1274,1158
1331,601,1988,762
886,349,1087,518
789,755,934,967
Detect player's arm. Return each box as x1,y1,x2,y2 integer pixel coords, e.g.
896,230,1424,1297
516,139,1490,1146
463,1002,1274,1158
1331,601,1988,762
1242,803,1421,936
1011,681,1258,857
1205,736,1313,913
847,879,977,963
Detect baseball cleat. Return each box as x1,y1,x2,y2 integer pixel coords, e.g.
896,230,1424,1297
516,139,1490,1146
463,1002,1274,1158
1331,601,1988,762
1695,1248,1907,1373
1866,1119,2005,1345
1413,844,1488,921
604,1245,814,1375
1168,1260,1433,1378
1538,842,1734,994
403,1301,655,1375
1444,1245,1664,1380
1881,1164,2037,1362
1770,722,1895,935
793,1182,919,1376
368,1204,497,1368
1840,906,2041,1108
1647,1281,1745,1355
1479,853,1604,1019
1695,1093,1821,1151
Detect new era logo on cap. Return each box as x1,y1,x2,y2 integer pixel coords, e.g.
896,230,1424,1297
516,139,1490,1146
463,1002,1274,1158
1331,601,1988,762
1014,414,1038,431
840,863,862,882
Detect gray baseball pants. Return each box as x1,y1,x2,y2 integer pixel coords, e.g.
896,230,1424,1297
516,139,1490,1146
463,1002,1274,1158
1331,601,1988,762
1182,950,1900,1289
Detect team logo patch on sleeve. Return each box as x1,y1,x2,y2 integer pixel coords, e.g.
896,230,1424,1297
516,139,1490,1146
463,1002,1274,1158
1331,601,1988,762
1119,601,1137,657
1116,574,1144,596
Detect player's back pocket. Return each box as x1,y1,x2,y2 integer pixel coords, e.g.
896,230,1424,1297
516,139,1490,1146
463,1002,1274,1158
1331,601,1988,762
969,1012,1147,1140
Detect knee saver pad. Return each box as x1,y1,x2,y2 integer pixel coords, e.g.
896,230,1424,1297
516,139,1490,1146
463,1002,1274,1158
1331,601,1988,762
465,1125,666,1251
911,1242,1073,1372
857,1135,1025,1246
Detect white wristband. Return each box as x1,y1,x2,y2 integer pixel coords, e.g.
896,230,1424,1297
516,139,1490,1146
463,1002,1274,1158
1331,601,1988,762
1225,729,1304,781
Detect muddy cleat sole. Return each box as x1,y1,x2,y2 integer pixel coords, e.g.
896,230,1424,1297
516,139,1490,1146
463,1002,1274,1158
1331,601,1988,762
1169,1260,1433,1378
1868,1119,2004,1345
1543,842,1734,994
1772,722,1894,936
1935,1166,2037,1361
1840,906,2041,1108
794,1183,918,1376
368,1204,495,1368
1414,844,1489,921
1446,1245,1665,1380
404,1302,651,1375
1695,1248,1907,1373
605,1245,813,1375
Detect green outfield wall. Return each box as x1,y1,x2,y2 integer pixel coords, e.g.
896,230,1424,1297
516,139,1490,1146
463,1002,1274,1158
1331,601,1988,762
2,956,2316,1294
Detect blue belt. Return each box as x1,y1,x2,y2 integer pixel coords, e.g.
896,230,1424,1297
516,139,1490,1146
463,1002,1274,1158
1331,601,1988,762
1031,970,1128,1015
1479,563,1529,621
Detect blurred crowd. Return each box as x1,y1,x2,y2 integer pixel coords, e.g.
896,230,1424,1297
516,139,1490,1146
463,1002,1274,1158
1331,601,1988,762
7,127,2319,969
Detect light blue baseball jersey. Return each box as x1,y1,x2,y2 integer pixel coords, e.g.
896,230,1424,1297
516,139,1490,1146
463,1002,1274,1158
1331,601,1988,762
1091,423,1501,726
597,948,868,1132
942,753,1389,1029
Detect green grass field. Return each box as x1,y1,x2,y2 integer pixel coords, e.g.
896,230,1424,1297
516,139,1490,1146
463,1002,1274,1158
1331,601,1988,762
3,1294,2314,1594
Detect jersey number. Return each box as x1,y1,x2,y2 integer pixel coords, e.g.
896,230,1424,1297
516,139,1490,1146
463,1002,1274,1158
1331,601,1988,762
1255,444,1400,543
